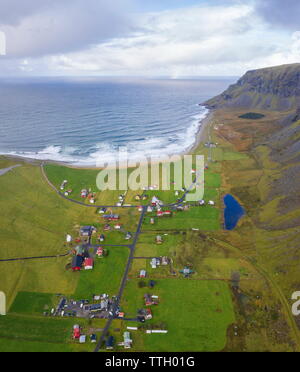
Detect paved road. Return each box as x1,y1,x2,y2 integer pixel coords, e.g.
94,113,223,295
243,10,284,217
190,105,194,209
93,206,147,352
0,164,21,176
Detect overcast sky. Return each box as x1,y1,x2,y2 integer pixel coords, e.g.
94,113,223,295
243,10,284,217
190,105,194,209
0,0,299,77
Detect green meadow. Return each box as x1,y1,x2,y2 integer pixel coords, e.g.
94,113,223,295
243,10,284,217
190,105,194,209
121,279,235,352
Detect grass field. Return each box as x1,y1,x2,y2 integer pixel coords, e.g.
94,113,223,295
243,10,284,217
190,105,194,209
143,206,220,231
121,279,235,352
74,246,129,300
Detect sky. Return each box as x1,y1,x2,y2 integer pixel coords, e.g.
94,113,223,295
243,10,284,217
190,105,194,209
0,0,299,77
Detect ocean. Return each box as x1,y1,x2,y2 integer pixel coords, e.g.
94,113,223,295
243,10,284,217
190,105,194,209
0,77,235,166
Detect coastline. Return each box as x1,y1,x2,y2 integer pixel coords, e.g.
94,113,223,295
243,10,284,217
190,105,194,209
0,108,214,170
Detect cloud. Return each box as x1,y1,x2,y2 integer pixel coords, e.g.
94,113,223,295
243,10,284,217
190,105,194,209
0,0,135,57
0,1,298,77
43,3,283,76
256,0,300,31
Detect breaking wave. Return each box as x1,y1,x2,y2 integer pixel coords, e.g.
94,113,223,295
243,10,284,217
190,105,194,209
4,107,209,167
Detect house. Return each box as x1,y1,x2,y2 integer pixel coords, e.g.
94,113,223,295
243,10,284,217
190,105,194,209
80,226,95,237
149,280,156,288
125,232,132,240
144,294,159,306
81,189,88,198
90,334,97,343
99,207,107,214
103,214,120,221
123,332,132,349
114,224,122,230
145,308,152,320
198,200,205,206
104,224,111,231
157,211,164,217
152,196,162,207
72,255,84,271
79,335,86,344
84,258,94,270
99,234,105,242
177,205,184,211
118,312,125,319
73,325,80,339
96,247,104,258
139,270,147,278
138,206,143,212
156,235,163,245
161,256,169,266
150,258,161,269
208,200,215,206
150,218,155,225
163,210,172,216
147,206,153,213
60,180,68,190
66,234,72,243
135,195,142,201
106,336,115,350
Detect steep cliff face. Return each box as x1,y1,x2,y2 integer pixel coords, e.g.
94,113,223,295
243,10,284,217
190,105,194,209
204,64,300,111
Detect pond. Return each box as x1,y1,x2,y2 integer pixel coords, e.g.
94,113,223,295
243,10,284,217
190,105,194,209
224,194,245,230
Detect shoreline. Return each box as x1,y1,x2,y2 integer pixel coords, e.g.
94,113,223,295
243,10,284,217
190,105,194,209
0,108,214,170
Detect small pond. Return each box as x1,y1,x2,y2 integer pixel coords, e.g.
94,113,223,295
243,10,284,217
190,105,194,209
224,194,245,230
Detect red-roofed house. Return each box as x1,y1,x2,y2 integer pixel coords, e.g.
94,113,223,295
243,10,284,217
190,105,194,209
84,258,94,270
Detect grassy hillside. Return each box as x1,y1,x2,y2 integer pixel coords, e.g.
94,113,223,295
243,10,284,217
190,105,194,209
204,63,300,111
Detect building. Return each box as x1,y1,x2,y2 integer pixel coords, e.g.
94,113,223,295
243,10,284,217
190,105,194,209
161,257,169,266
72,255,84,272
90,334,97,343
103,214,120,221
96,247,104,258
156,236,163,245
144,294,159,306
125,232,132,240
106,336,115,350
80,226,95,237
123,332,132,349
79,335,86,344
73,325,80,339
150,258,160,269
84,258,94,270
139,270,147,278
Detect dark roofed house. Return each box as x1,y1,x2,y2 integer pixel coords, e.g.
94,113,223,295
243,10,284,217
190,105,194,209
72,255,84,271
106,336,115,350
80,226,95,237
90,334,97,343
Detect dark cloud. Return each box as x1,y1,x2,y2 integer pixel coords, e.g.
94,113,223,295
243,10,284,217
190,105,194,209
256,0,300,30
0,0,136,57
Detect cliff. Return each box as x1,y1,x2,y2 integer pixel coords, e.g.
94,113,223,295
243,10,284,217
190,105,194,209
204,63,300,111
